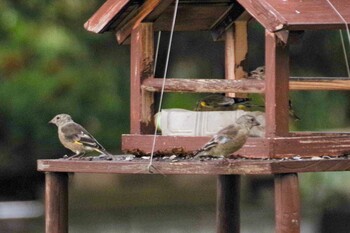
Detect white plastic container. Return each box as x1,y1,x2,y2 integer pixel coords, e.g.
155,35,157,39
155,109,265,137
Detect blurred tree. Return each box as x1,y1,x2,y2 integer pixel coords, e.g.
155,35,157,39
0,0,130,199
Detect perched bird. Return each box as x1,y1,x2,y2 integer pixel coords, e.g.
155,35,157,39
195,94,253,111
194,115,260,159
248,66,265,80
49,114,113,159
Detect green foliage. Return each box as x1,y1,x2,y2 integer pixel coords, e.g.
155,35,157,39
0,0,130,173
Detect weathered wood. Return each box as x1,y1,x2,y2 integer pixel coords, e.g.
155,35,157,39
142,78,265,93
130,23,154,134
289,79,350,90
121,134,350,158
275,173,300,233
153,5,232,32
116,0,170,44
216,175,240,233
142,78,350,93
237,0,350,32
37,158,350,175
84,0,131,33
265,31,289,137
122,134,270,158
45,172,68,233
225,18,248,98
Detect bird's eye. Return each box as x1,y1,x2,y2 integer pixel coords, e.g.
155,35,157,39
56,116,60,120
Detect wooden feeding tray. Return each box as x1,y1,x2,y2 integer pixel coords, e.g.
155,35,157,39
37,156,350,175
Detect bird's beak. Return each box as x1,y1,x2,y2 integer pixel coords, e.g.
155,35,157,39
49,119,54,124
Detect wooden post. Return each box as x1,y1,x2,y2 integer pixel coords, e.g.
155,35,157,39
264,30,289,138
265,30,300,233
130,23,155,134
45,172,68,233
225,21,248,98
275,174,300,233
216,175,240,233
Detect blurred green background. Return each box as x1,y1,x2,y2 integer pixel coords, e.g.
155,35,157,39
1,0,350,232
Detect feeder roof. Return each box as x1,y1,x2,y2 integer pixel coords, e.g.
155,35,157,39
84,0,350,42
84,0,245,41
237,0,350,32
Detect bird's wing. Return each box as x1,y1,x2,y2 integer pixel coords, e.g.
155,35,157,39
200,134,234,151
216,125,239,137
61,122,105,150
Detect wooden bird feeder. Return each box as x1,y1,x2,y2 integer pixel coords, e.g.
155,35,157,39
84,0,350,159
38,1,350,233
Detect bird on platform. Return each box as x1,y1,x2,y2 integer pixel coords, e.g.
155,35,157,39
194,114,260,159
195,94,254,111
49,114,113,159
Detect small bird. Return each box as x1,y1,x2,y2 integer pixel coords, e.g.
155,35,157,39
195,94,253,111
194,114,260,159
248,66,265,80
49,114,113,159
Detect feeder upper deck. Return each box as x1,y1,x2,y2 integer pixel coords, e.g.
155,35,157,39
85,0,350,40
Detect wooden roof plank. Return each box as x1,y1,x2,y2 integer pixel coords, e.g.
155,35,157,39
84,0,131,33
116,0,174,44
237,0,350,31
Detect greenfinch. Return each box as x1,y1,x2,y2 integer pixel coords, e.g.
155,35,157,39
49,114,113,159
194,115,260,158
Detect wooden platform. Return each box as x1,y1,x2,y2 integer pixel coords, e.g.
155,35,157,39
37,157,350,175
122,133,350,159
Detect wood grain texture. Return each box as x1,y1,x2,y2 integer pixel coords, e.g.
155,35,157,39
237,0,350,31
122,134,270,158
265,30,289,137
216,175,240,233
153,5,231,32
130,23,154,134
224,20,248,98
116,0,168,43
121,134,350,159
142,78,265,93
142,78,350,93
275,174,300,233
37,158,350,175
84,0,131,33
45,173,68,233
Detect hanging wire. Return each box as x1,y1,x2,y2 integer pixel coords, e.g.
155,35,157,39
339,30,350,77
326,0,350,77
153,31,162,75
147,0,180,172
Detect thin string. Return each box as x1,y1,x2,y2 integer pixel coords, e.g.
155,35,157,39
147,0,179,172
326,0,350,77
339,30,350,77
153,31,162,75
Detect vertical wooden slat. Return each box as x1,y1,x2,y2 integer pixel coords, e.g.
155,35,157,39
225,21,248,98
130,23,154,134
216,175,240,233
264,30,289,137
275,173,300,233
45,172,68,233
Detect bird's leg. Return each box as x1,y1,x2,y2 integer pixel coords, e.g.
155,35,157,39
66,152,84,160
